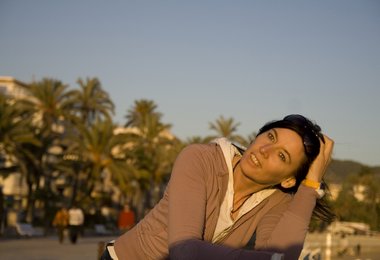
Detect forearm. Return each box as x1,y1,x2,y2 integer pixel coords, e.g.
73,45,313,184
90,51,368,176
255,185,318,259
168,144,210,243
169,239,283,260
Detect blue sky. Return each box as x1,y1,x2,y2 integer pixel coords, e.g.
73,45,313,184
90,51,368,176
1,1,379,166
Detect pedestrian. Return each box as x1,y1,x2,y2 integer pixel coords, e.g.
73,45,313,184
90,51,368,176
355,243,361,256
102,114,335,260
117,204,135,233
68,204,84,244
52,206,69,243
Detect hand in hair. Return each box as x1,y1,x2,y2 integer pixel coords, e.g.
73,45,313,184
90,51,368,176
305,134,334,182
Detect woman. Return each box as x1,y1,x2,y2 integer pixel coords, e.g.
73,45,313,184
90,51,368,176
103,114,335,260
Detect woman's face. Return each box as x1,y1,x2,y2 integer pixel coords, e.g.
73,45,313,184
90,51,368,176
240,128,306,188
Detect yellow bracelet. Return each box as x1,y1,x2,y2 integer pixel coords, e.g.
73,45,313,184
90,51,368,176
301,179,321,189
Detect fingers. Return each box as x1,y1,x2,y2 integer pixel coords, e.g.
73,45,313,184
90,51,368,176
306,134,334,182
321,134,334,171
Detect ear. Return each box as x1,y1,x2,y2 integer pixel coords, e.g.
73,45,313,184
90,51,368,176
280,177,296,189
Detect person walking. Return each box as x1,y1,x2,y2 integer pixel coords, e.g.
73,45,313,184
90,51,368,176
68,204,84,244
117,204,136,233
52,206,69,243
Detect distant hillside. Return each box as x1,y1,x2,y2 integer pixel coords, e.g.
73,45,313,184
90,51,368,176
325,159,380,184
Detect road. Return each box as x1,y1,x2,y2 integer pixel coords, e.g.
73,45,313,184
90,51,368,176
0,235,116,260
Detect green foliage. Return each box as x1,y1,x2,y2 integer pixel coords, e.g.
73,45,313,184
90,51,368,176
64,77,115,126
121,99,181,216
0,94,41,178
207,115,254,147
331,167,380,230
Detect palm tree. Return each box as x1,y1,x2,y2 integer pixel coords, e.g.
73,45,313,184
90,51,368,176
125,99,162,128
55,77,116,209
0,94,41,230
208,115,247,145
19,78,71,132
0,94,40,175
61,118,132,207
16,78,72,225
124,99,180,217
64,77,115,126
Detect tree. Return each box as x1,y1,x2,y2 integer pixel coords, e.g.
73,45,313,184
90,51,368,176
0,94,41,232
61,119,132,208
123,99,180,218
333,175,361,221
16,78,72,226
333,168,380,230
0,94,40,175
356,167,380,230
125,99,163,128
208,115,250,146
64,77,115,126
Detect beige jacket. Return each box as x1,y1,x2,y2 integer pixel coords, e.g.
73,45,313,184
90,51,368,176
114,142,317,259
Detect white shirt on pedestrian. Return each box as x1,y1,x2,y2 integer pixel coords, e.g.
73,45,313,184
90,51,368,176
68,208,84,226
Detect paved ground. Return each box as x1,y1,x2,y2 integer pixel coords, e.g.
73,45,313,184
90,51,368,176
302,232,380,260
0,235,117,260
0,233,379,259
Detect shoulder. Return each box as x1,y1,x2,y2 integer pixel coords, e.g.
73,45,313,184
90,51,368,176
177,143,223,163
172,143,227,177
181,142,221,154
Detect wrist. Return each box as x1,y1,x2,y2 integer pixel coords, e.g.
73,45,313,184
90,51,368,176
301,179,320,189
304,174,322,183
301,179,325,199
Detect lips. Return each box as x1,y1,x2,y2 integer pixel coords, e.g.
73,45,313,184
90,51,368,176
250,153,261,167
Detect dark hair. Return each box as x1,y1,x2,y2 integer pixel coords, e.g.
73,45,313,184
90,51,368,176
257,114,335,223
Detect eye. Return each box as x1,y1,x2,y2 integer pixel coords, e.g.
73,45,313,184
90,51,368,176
279,152,286,162
268,132,275,142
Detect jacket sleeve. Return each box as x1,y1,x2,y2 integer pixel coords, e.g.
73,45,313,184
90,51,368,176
169,239,283,260
254,185,318,259
167,144,209,244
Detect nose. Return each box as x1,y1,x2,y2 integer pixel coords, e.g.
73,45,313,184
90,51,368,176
259,144,273,158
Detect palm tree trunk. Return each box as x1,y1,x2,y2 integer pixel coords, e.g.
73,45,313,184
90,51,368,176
70,174,79,206
0,186,4,235
25,180,35,223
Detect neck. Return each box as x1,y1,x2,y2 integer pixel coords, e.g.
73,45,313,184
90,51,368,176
232,158,269,200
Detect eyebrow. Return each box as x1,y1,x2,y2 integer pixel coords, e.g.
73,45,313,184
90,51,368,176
272,129,292,164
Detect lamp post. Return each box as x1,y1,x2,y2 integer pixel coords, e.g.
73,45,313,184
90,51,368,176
325,232,332,260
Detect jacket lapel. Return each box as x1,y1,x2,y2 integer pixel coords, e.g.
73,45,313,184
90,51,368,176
204,168,229,241
217,190,290,245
